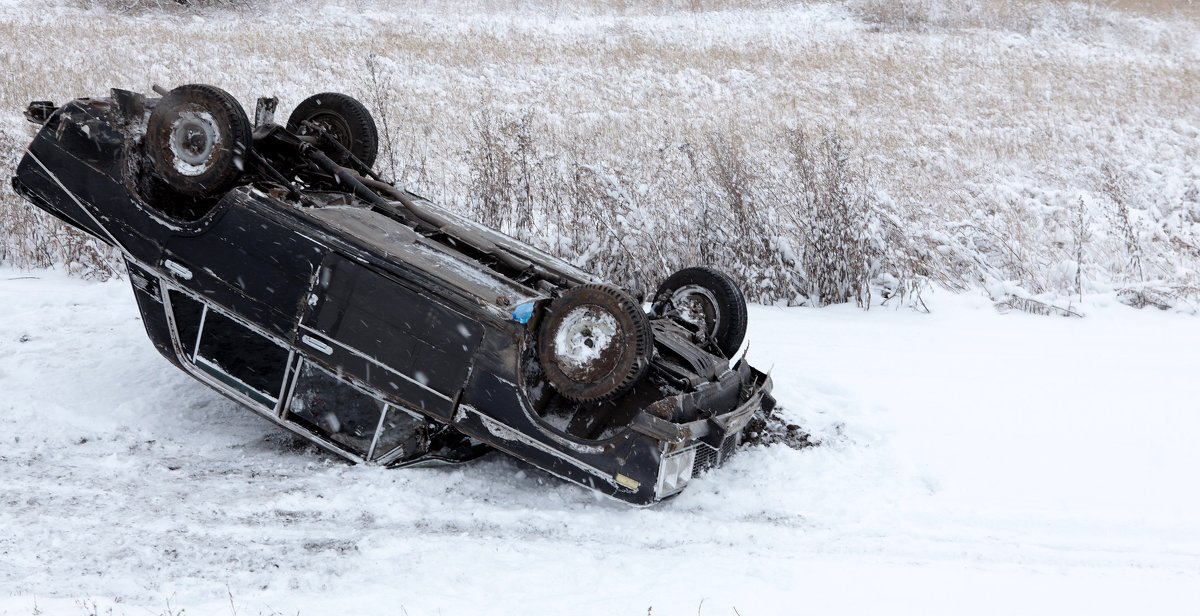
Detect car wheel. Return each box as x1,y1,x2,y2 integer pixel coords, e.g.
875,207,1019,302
286,92,379,168
654,267,748,357
538,284,653,404
145,84,251,198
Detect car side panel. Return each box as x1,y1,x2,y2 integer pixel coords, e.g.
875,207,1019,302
455,371,663,504
126,260,184,370
162,192,325,340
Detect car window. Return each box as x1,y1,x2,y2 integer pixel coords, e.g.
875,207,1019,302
287,361,385,457
169,290,289,409
283,360,427,461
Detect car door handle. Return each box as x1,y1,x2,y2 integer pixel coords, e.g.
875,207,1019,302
301,334,333,355
164,259,193,280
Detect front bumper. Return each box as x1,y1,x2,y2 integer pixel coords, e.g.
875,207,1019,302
636,364,774,500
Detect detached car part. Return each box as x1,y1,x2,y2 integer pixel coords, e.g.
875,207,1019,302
10,85,775,505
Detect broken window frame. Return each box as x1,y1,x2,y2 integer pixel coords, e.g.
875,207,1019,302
165,288,292,412
281,358,425,462
163,284,427,464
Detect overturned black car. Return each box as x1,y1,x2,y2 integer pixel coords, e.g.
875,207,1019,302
11,84,774,505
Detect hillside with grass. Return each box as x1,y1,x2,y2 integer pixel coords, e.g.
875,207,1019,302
1,0,1197,311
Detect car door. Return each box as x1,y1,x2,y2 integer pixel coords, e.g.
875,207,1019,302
159,192,327,415
281,357,427,463
295,254,486,423
166,279,428,463
160,190,325,340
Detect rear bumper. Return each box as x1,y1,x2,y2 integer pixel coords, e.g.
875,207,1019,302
10,172,109,245
633,362,773,446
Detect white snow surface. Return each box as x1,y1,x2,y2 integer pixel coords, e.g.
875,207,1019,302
1,268,1198,615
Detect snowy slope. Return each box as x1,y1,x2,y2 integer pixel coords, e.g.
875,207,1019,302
1,269,1198,615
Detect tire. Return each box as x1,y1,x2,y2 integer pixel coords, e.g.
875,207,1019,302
654,267,748,357
286,92,379,168
145,84,251,198
537,284,654,404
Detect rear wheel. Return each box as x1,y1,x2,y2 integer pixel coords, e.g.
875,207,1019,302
538,284,653,404
145,84,251,198
654,267,748,357
286,92,379,168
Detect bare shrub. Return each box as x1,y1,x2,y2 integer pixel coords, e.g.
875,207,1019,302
457,110,923,307
0,198,122,280
75,0,255,12
462,110,670,296
780,128,932,308
848,0,932,31
365,54,400,183
0,191,122,280
782,129,875,306
564,161,670,295
465,109,542,237
1071,197,1090,302
1101,163,1141,282
995,296,1083,317
1096,161,1200,307
845,0,1170,40
693,129,803,304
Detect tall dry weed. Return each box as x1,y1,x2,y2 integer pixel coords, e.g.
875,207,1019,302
1,0,1196,310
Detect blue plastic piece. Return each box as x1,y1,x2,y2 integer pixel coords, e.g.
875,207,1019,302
512,302,535,324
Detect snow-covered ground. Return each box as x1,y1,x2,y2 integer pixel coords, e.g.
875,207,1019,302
1,1,1198,612
2,268,1197,615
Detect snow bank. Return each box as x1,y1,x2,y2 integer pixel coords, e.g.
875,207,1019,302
2,270,1198,614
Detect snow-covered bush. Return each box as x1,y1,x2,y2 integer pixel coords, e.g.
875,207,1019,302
456,110,927,306
74,0,254,11
0,0,1196,310
847,0,936,31
784,129,875,306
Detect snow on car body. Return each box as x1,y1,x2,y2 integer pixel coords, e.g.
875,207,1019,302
10,85,775,505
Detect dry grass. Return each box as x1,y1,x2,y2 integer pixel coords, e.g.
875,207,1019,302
1100,0,1200,19
1,0,1197,306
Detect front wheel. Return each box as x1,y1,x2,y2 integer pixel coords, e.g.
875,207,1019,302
537,284,653,404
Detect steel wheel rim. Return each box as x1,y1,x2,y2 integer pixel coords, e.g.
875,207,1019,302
552,304,625,383
671,284,721,340
169,111,219,175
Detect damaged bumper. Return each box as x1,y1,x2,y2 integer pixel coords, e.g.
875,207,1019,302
637,366,774,499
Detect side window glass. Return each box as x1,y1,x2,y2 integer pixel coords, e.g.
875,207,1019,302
287,362,385,456
169,290,289,409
